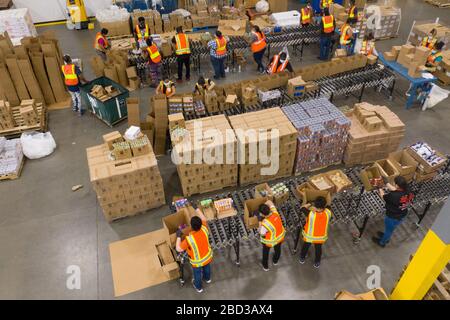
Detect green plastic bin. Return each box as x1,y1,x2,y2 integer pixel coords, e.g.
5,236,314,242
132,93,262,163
80,77,130,127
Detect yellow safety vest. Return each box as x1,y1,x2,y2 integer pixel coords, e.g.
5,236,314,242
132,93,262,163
175,33,191,55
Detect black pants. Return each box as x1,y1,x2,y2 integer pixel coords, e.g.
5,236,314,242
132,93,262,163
300,242,322,264
177,54,190,80
262,243,281,269
253,48,266,73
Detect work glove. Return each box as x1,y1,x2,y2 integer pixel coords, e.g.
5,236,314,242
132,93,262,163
257,213,264,222
176,229,183,238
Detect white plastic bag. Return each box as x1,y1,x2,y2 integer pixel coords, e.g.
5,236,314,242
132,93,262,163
256,0,270,13
20,131,56,159
422,84,450,111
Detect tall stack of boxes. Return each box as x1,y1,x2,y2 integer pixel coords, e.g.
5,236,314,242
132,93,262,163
228,108,297,185
173,114,238,196
152,94,168,155
357,5,401,40
282,98,351,174
344,102,405,166
87,131,165,222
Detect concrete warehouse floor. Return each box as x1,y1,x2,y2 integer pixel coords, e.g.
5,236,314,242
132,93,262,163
0,0,449,300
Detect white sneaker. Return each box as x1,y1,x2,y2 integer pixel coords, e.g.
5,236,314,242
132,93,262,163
299,258,306,264
205,279,212,284
260,264,269,272
313,262,321,269
273,261,278,266
191,279,203,293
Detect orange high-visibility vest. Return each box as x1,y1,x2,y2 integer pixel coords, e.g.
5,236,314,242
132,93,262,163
340,24,351,45
94,32,109,52
147,44,161,63
301,8,311,24
175,33,191,55
321,0,333,9
260,211,286,248
422,36,437,50
360,40,374,56
186,225,213,267
61,64,79,86
269,55,289,74
159,80,174,97
322,15,334,33
215,37,227,56
349,5,356,19
136,24,149,40
251,31,267,53
427,51,442,64
303,209,332,244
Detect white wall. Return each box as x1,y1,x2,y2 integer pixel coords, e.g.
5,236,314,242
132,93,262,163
12,0,113,23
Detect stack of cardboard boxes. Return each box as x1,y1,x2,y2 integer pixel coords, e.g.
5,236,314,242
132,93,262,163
19,100,38,126
386,44,431,77
90,49,130,88
0,8,37,46
228,108,297,185
0,100,15,130
408,22,450,48
189,1,221,29
126,66,141,90
152,94,168,156
87,131,165,222
97,7,132,37
172,114,238,196
287,76,307,98
282,98,351,174
344,102,405,166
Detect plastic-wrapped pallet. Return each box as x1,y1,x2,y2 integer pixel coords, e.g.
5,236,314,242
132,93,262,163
0,138,23,176
0,8,37,46
96,5,131,37
269,11,300,27
282,98,351,174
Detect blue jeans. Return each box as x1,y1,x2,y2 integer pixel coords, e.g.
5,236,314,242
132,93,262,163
380,216,404,245
320,36,331,60
192,263,211,290
253,49,265,72
211,56,225,78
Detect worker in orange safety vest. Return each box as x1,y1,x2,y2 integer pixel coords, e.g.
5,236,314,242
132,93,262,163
258,200,286,271
94,28,110,61
176,208,212,293
208,31,227,79
339,18,354,55
172,26,191,82
145,38,162,87
135,17,150,48
267,50,293,74
359,32,376,57
319,8,335,60
348,0,358,24
251,25,267,73
422,28,437,50
301,2,313,27
299,196,332,268
320,0,333,11
61,55,87,115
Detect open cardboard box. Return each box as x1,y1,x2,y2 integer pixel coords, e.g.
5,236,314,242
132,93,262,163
255,183,273,200
388,150,418,176
273,190,290,207
244,197,268,230
155,241,180,280
162,210,191,247
297,188,332,207
214,198,238,219
199,199,217,221
309,173,336,194
325,170,353,193
335,288,388,300
360,166,384,191
374,159,400,185
406,146,447,174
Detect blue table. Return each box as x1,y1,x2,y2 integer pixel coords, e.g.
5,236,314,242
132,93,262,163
378,53,437,109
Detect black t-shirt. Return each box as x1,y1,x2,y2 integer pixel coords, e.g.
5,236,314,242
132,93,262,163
383,190,414,220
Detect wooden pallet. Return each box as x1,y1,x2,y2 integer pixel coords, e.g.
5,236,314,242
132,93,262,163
0,104,47,138
424,265,450,300
0,156,24,181
425,0,450,8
